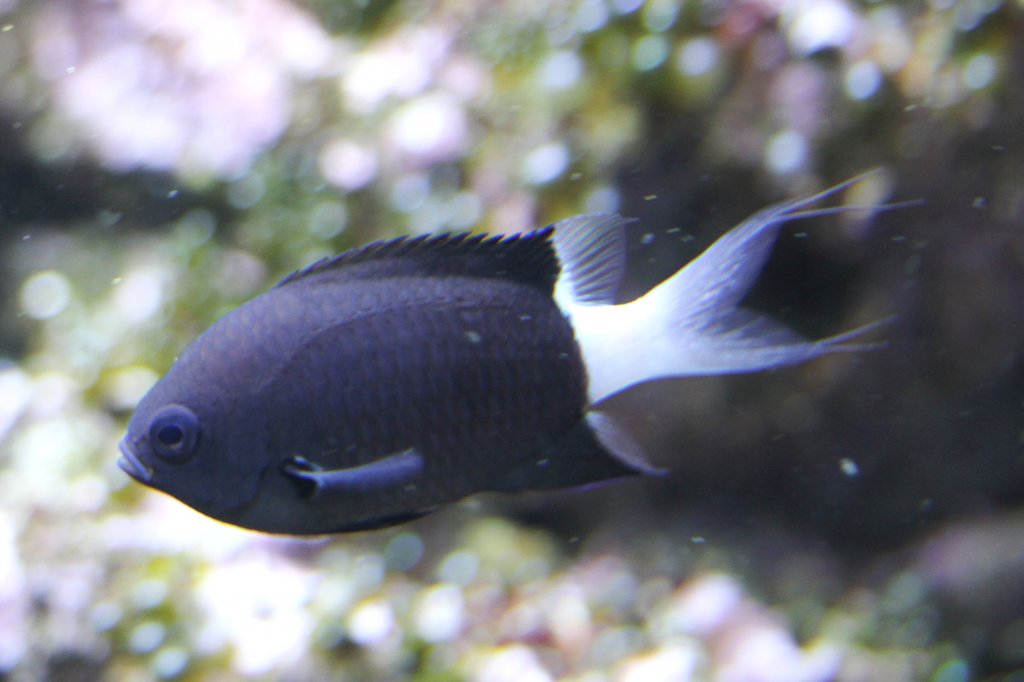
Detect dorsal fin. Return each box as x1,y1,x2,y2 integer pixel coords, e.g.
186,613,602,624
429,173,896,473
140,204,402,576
277,227,560,295
551,213,634,309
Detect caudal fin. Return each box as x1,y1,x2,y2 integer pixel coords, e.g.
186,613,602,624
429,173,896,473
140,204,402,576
554,171,915,405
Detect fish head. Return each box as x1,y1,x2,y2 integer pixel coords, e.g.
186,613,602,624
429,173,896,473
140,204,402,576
119,367,380,535
118,317,275,522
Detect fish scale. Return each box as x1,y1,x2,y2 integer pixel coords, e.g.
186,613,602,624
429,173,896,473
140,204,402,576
262,275,584,512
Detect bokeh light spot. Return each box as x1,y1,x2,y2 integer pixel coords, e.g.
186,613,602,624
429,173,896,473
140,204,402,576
447,191,483,229
963,52,996,90
19,270,71,320
584,185,621,214
764,129,809,175
612,0,645,15
414,583,465,643
632,34,668,71
319,139,379,191
787,0,857,55
384,532,424,572
103,366,159,412
521,143,570,185
619,643,700,682
90,602,122,632
845,60,883,100
152,645,190,679
537,51,583,91
642,0,679,33
574,0,610,32
308,200,349,240
227,173,267,210
132,578,170,610
348,599,395,647
389,94,468,162
437,549,479,585
676,37,719,77
476,644,553,682
0,368,32,441
391,174,431,213
129,620,166,655
113,269,165,324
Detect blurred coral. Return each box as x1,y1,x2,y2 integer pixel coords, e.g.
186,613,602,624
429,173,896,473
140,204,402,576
26,0,332,176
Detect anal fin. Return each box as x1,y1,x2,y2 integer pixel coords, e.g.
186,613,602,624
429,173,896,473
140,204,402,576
490,413,664,493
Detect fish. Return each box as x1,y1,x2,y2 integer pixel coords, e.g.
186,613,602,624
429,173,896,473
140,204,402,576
118,173,903,535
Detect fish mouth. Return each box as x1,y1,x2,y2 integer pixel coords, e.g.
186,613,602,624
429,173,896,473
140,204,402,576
118,440,153,482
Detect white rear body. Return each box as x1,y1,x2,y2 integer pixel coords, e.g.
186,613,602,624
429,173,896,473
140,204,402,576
551,173,897,405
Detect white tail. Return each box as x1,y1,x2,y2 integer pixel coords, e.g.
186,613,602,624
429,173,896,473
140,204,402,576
553,172,913,405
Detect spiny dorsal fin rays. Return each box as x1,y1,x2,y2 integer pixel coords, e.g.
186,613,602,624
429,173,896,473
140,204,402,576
551,213,635,310
276,227,560,295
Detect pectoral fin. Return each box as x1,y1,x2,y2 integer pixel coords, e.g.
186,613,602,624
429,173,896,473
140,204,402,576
282,448,424,499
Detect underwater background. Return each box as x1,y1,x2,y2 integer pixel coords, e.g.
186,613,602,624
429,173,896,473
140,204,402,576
1,0,1022,680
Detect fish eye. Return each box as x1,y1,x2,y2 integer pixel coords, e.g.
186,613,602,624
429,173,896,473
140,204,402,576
148,404,200,462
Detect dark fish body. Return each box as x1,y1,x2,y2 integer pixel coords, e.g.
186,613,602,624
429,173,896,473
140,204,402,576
119,174,895,535
120,231,638,533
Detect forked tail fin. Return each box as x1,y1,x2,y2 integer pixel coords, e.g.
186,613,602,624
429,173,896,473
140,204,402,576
552,171,917,405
